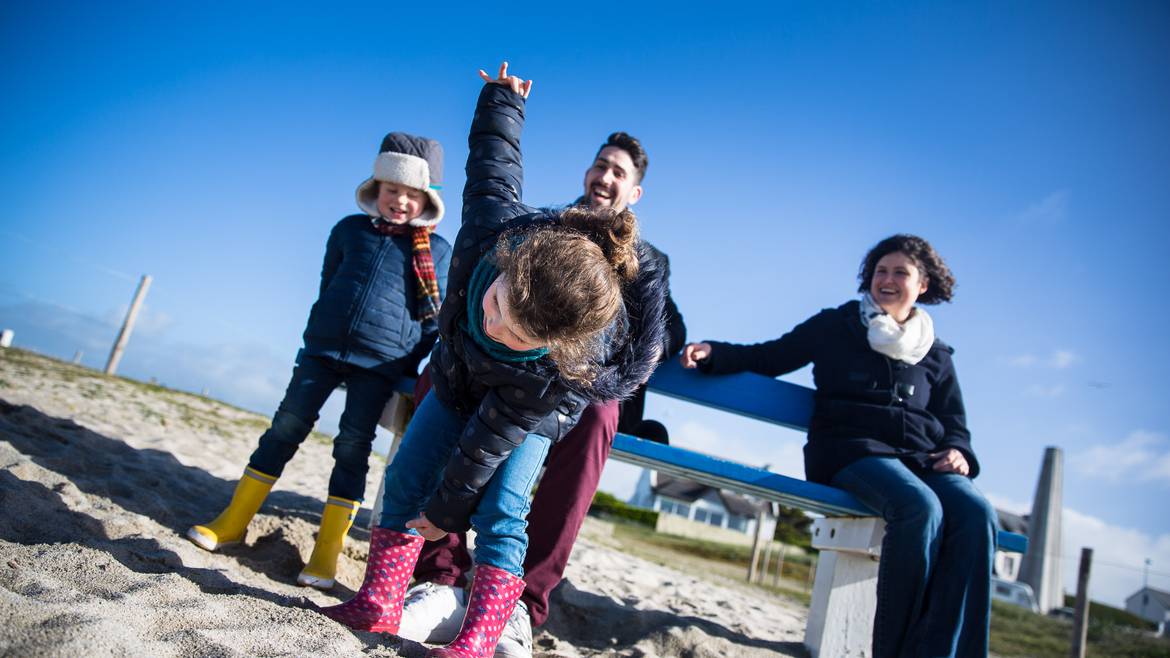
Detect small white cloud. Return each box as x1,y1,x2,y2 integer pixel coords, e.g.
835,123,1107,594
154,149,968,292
1005,354,1038,367
1049,351,1079,369
1017,190,1069,225
1025,384,1065,399
1002,350,1080,370
1069,430,1170,485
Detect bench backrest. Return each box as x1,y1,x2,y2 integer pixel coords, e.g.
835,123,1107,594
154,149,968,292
614,359,1028,554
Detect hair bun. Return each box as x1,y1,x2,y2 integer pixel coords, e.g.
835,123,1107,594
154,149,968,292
560,206,640,281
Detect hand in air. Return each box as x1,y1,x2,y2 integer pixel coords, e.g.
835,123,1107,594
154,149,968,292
929,448,970,476
478,61,533,99
680,342,713,369
405,514,448,542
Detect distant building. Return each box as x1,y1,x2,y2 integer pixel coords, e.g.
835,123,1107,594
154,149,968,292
630,470,776,546
1126,586,1170,628
995,509,1028,582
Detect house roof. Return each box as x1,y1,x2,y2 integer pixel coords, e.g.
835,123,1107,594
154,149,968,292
1129,586,1170,610
652,474,771,518
996,509,1029,535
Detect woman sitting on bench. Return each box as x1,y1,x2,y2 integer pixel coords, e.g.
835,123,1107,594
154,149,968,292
681,234,996,658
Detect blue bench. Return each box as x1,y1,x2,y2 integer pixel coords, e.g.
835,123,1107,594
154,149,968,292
375,360,1027,656
609,359,1027,656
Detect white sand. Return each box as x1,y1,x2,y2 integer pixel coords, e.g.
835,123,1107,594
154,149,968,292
0,348,808,657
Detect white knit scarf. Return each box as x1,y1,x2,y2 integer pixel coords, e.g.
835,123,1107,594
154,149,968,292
859,293,935,365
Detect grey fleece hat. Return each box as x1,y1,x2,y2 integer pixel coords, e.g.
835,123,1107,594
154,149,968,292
355,132,444,227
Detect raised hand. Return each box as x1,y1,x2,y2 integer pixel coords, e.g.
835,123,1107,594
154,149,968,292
680,342,713,369
478,61,533,99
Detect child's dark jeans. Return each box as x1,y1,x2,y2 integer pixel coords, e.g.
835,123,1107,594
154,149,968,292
248,354,398,501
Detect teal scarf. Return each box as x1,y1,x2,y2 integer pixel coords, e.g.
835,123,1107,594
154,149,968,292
462,256,549,363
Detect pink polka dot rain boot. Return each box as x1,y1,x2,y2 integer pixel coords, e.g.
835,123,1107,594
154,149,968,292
427,564,525,658
317,527,424,633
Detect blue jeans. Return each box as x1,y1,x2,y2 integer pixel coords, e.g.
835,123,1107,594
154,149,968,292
831,457,996,658
378,393,551,577
248,354,398,502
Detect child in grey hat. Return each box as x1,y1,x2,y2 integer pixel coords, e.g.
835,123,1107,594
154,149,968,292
187,132,451,590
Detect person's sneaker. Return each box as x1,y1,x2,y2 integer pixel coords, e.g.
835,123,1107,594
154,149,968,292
494,600,533,658
395,581,468,644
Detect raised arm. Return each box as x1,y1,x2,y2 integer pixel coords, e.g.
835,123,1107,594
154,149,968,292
682,310,827,378
463,62,536,228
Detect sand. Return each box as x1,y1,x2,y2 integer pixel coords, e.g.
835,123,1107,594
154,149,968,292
0,347,808,657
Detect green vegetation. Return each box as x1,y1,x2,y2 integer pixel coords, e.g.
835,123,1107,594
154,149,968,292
990,599,1168,657
588,490,658,527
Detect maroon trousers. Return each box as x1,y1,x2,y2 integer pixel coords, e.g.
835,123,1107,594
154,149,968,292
411,369,619,626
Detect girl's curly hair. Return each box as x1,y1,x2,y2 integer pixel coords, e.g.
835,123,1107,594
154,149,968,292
495,206,639,385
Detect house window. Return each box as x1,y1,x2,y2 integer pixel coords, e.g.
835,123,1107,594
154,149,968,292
659,499,690,518
694,508,708,523
708,512,724,527
728,516,747,532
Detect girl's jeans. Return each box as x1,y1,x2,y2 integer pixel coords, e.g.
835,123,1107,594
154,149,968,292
378,392,551,577
831,456,997,658
248,354,398,502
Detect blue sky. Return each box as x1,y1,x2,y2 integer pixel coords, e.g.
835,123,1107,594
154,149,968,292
2,3,1168,607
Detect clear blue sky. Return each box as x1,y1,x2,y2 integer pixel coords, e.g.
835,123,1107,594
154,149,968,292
3,2,1168,607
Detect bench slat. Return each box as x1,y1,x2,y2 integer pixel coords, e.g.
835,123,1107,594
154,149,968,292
612,433,1027,553
647,360,813,430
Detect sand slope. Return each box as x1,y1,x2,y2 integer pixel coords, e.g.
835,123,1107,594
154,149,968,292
0,348,807,657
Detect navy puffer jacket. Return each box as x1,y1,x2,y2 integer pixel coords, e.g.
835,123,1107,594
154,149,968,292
700,300,978,485
424,84,667,532
302,215,452,378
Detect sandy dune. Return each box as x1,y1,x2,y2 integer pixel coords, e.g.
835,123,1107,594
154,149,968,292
0,348,807,657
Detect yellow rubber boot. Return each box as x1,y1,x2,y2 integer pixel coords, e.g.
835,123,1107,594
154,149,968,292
186,466,276,551
297,495,360,589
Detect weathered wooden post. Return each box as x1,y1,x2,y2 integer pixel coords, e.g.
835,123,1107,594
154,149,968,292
104,274,152,375
747,508,766,582
760,541,774,584
773,544,786,587
1070,547,1093,658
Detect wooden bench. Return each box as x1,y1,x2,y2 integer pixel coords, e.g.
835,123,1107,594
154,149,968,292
375,360,1027,656
612,359,1027,657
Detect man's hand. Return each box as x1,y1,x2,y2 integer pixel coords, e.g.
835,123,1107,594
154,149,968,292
680,342,712,369
929,448,970,476
406,514,448,541
478,61,533,99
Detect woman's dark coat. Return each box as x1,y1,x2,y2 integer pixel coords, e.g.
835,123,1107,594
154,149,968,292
700,300,979,485
425,83,667,532
302,215,451,378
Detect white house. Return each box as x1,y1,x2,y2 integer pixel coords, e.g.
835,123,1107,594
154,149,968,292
629,469,776,546
1126,586,1170,629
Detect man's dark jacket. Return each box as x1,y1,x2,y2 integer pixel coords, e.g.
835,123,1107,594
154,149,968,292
699,300,978,484
425,83,667,532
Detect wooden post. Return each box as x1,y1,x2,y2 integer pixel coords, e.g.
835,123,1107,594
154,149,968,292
747,508,766,582
1070,547,1093,658
760,541,773,584
104,274,152,375
72,350,83,364
773,544,786,587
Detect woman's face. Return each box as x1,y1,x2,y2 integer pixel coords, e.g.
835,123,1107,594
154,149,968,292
869,251,928,323
482,275,546,352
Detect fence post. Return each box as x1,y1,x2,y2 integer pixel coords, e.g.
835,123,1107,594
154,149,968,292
747,508,766,581
104,274,152,375
1070,547,1093,658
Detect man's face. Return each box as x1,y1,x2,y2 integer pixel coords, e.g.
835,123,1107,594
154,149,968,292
583,146,643,212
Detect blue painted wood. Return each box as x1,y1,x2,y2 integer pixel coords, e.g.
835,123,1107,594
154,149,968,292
398,358,1029,553
646,359,814,431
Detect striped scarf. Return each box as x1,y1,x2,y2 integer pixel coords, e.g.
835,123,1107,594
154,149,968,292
371,218,441,321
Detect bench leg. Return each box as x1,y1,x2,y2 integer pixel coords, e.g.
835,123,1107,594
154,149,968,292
804,549,879,657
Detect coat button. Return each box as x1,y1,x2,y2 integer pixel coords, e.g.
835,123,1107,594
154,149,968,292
452,257,460,268
488,408,498,419
558,414,567,423
459,289,466,297
514,389,525,399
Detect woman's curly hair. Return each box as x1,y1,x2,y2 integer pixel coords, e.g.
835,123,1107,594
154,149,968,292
857,234,956,305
